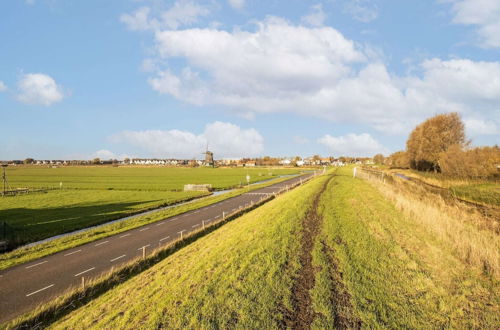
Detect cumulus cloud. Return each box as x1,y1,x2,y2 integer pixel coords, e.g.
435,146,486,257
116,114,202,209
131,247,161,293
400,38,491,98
122,13,500,136
0,81,6,92
318,133,388,157
301,4,326,27
120,1,210,31
343,0,379,23
16,73,65,106
448,0,500,48
110,121,264,158
228,0,245,10
464,118,499,136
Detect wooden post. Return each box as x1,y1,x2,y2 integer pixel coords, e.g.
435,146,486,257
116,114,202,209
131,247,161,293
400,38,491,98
142,246,146,259
223,212,225,220
202,220,205,229
81,276,85,290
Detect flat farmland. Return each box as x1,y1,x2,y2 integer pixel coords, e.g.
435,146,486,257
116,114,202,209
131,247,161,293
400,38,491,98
0,166,300,247
4,166,298,191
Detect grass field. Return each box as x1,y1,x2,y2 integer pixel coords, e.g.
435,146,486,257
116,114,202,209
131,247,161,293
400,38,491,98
34,167,498,329
0,166,299,248
4,166,298,191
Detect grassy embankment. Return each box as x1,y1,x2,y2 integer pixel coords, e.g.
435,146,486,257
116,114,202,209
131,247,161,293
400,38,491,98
9,172,330,329
0,166,299,248
312,167,498,328
0,175,297,272
387,168,500,207
10,167,497,328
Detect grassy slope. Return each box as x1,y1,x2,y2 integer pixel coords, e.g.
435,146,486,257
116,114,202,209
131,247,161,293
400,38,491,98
0,176,296,271
312,167,498,328
0,190,205,244
48,175,329,329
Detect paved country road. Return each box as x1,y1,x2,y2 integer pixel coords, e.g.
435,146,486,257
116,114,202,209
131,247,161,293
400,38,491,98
0,173,313,324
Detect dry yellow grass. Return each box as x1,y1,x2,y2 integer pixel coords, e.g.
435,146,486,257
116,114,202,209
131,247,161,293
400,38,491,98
360,169,499,278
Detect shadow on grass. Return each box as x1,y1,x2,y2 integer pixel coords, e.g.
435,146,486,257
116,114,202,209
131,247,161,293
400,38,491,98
0,200,163,249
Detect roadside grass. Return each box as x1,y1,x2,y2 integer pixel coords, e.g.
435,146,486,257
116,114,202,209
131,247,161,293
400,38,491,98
0,189,205,246
5,166,299,191
311,167,498,328
0,176,295,272
30,175,330,329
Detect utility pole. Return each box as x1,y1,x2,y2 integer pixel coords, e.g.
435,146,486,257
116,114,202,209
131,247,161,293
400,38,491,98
1,164,8,197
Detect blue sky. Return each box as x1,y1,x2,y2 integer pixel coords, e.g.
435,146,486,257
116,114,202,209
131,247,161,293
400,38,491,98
0,0,498,160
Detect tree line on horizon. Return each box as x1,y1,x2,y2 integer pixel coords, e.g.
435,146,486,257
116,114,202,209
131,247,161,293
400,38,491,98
376,113,499,178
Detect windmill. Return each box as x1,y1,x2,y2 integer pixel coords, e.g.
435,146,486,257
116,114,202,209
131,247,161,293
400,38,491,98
202,143,214,167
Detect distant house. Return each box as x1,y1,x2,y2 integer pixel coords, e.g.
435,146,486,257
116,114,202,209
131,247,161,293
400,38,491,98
244,162,256,167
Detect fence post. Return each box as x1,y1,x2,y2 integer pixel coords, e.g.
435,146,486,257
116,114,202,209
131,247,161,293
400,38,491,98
81,276,85,290
202,220,205,229
142,246,146,259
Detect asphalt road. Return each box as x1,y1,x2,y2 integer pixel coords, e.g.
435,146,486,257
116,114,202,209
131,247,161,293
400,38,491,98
0,173,313,324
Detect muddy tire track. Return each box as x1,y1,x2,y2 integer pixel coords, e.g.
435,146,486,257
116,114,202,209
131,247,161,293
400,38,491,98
283,176,331,329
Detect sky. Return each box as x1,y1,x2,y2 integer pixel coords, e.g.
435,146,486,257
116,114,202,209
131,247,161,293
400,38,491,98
0,0,499,160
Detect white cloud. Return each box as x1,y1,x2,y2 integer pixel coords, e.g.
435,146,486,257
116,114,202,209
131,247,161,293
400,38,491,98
318,133,388,157
448,0,500,48
464,118,499,136
110,121,264,158
0,81,6,92
228,0,245,10
16,73,65,106
301,4,326,27
126,15,500,136
120,1,210,31
343,0,379,23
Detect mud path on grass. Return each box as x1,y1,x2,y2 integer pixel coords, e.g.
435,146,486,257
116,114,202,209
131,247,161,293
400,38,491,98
284,176,331,329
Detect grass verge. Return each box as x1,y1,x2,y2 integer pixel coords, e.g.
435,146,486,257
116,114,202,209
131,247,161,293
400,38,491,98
0,176,296,272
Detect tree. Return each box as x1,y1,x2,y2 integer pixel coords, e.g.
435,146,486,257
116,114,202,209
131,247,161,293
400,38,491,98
406,112,466,172
439,145,500,178
373,154,385,164
92,158,101,165
124,158,130,164
386,151,409,168
24,158,34,164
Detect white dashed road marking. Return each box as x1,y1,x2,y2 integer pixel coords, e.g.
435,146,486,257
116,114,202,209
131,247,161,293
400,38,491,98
26,284,54,297
64,249,82,256
74,267,95,277
110,255,126,262
25,261,48,269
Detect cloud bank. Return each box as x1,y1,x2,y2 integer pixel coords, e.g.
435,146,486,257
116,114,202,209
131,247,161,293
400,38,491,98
111,121,264,158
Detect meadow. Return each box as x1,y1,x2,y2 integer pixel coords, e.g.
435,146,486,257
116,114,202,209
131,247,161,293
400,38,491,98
25,167,498,329
0,166,299,248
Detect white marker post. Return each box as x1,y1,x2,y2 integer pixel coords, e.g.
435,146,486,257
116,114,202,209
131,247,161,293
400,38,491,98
353,167,357,178
246,174,250,188
81,276,85,290
142,246,146,260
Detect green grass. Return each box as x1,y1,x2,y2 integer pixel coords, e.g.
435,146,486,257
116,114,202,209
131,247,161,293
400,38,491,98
311,167,498,328
451,183,500,206
41,175,330,329
0,190,205,246
0,176,297,272
0,166,300,248
5,166,299,191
